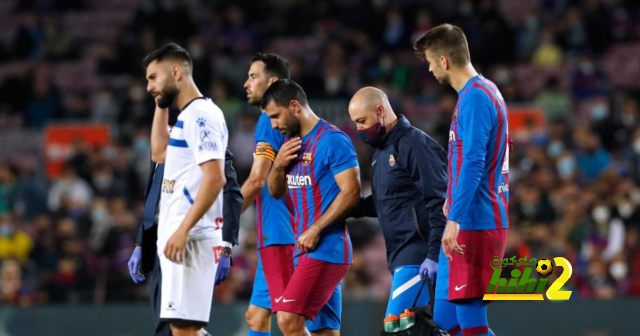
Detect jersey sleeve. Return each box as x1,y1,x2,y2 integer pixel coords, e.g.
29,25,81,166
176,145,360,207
254,113,285,161
183,109,227,165
447,90,494,224
320,131,359,176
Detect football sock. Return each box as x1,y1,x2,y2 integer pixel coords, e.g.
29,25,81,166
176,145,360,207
457,299,490,336
434,299,461,336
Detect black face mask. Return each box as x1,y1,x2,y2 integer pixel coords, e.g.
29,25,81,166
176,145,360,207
358,117,386,144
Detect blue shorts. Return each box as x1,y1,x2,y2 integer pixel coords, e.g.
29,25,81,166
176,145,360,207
249,253,271,310
386,265,430,316
307,283,342,332
436,246,449,301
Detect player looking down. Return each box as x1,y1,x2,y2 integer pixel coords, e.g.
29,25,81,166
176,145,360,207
144,43,230,336
347,86,447,318
240,53,297,336
264,80,361,336
414,24,512,336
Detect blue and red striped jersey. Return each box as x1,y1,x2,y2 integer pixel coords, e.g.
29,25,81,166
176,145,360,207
254,112,296,248
446,75,511,230
285,119,359,264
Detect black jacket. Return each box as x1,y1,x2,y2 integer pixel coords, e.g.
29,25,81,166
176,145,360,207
136,148,243,273
351,115,447,271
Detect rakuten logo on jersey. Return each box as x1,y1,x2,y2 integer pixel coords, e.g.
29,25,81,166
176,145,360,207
287,174,312,189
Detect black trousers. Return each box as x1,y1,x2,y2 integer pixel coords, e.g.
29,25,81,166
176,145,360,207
151,255,173,336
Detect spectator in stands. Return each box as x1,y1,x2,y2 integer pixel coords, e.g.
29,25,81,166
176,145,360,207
577,131,611,181
48,166,93,214
535,77,572,121
0,212,33,262
25,75,63,129
0,0,639,305
0,259,24,304
533,28,563,68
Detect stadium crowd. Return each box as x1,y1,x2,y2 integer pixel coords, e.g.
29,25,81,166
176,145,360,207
1,0,640,306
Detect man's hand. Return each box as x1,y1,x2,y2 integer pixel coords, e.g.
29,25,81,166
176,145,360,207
127,246,146,283
419,258,438,282
443,198,449,217
297,226,321,253
441,220,465,261
215,256,230,286
164,227,189,262
273,137,301,170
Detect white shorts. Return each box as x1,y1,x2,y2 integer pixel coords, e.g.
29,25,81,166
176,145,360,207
159,237,222,325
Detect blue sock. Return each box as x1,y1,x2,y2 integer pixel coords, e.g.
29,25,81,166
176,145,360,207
248,330,271,336
434,299,461,336
457,300,490,336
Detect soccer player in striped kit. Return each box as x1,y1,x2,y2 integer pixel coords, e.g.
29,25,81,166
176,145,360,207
263,80,361,336
241,53,297,336
414,24,512,336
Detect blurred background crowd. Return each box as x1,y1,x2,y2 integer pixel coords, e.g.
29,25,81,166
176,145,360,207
1,0,640,307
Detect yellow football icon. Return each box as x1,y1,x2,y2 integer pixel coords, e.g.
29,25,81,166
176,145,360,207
536,259,553,277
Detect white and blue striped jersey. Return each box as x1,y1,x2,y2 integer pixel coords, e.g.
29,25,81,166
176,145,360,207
157,97,228,255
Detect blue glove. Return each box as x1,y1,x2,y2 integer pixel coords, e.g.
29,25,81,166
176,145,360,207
215,255,230,286
127,246,146,284
420,258,438,282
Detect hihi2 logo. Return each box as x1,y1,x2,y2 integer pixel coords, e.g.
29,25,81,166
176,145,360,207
483,256,572,301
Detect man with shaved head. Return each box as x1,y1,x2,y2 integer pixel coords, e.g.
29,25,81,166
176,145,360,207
348,87,448,318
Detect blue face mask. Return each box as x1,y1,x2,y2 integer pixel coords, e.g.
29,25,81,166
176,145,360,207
91,209,108,223
547,141,564,158
557,157,576,179
591,103,608,121
133,138,149,153
67,208,84,219
0,224,13,237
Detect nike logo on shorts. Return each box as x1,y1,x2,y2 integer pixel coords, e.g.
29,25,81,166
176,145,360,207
455,284,467,291
372,160,377,166
275,296,283,303
283,298,296,303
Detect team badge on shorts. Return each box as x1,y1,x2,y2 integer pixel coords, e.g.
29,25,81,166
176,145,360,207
389,155,396,166
302,152,313,166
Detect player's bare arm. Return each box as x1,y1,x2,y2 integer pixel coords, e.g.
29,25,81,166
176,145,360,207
267,137,301,199
298,166,361,253
150,104,170,164
240,156,272,213
164,159,226,262
441,219,465,262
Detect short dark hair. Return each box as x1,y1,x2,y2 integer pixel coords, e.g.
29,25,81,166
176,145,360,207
142,43,193,71
413,24,470,66
251,53,291,80
260,79,307,110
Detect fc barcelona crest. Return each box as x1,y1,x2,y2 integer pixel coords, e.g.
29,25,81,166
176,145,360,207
302,152,313,166
453,108,459,122
389,155,396,167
